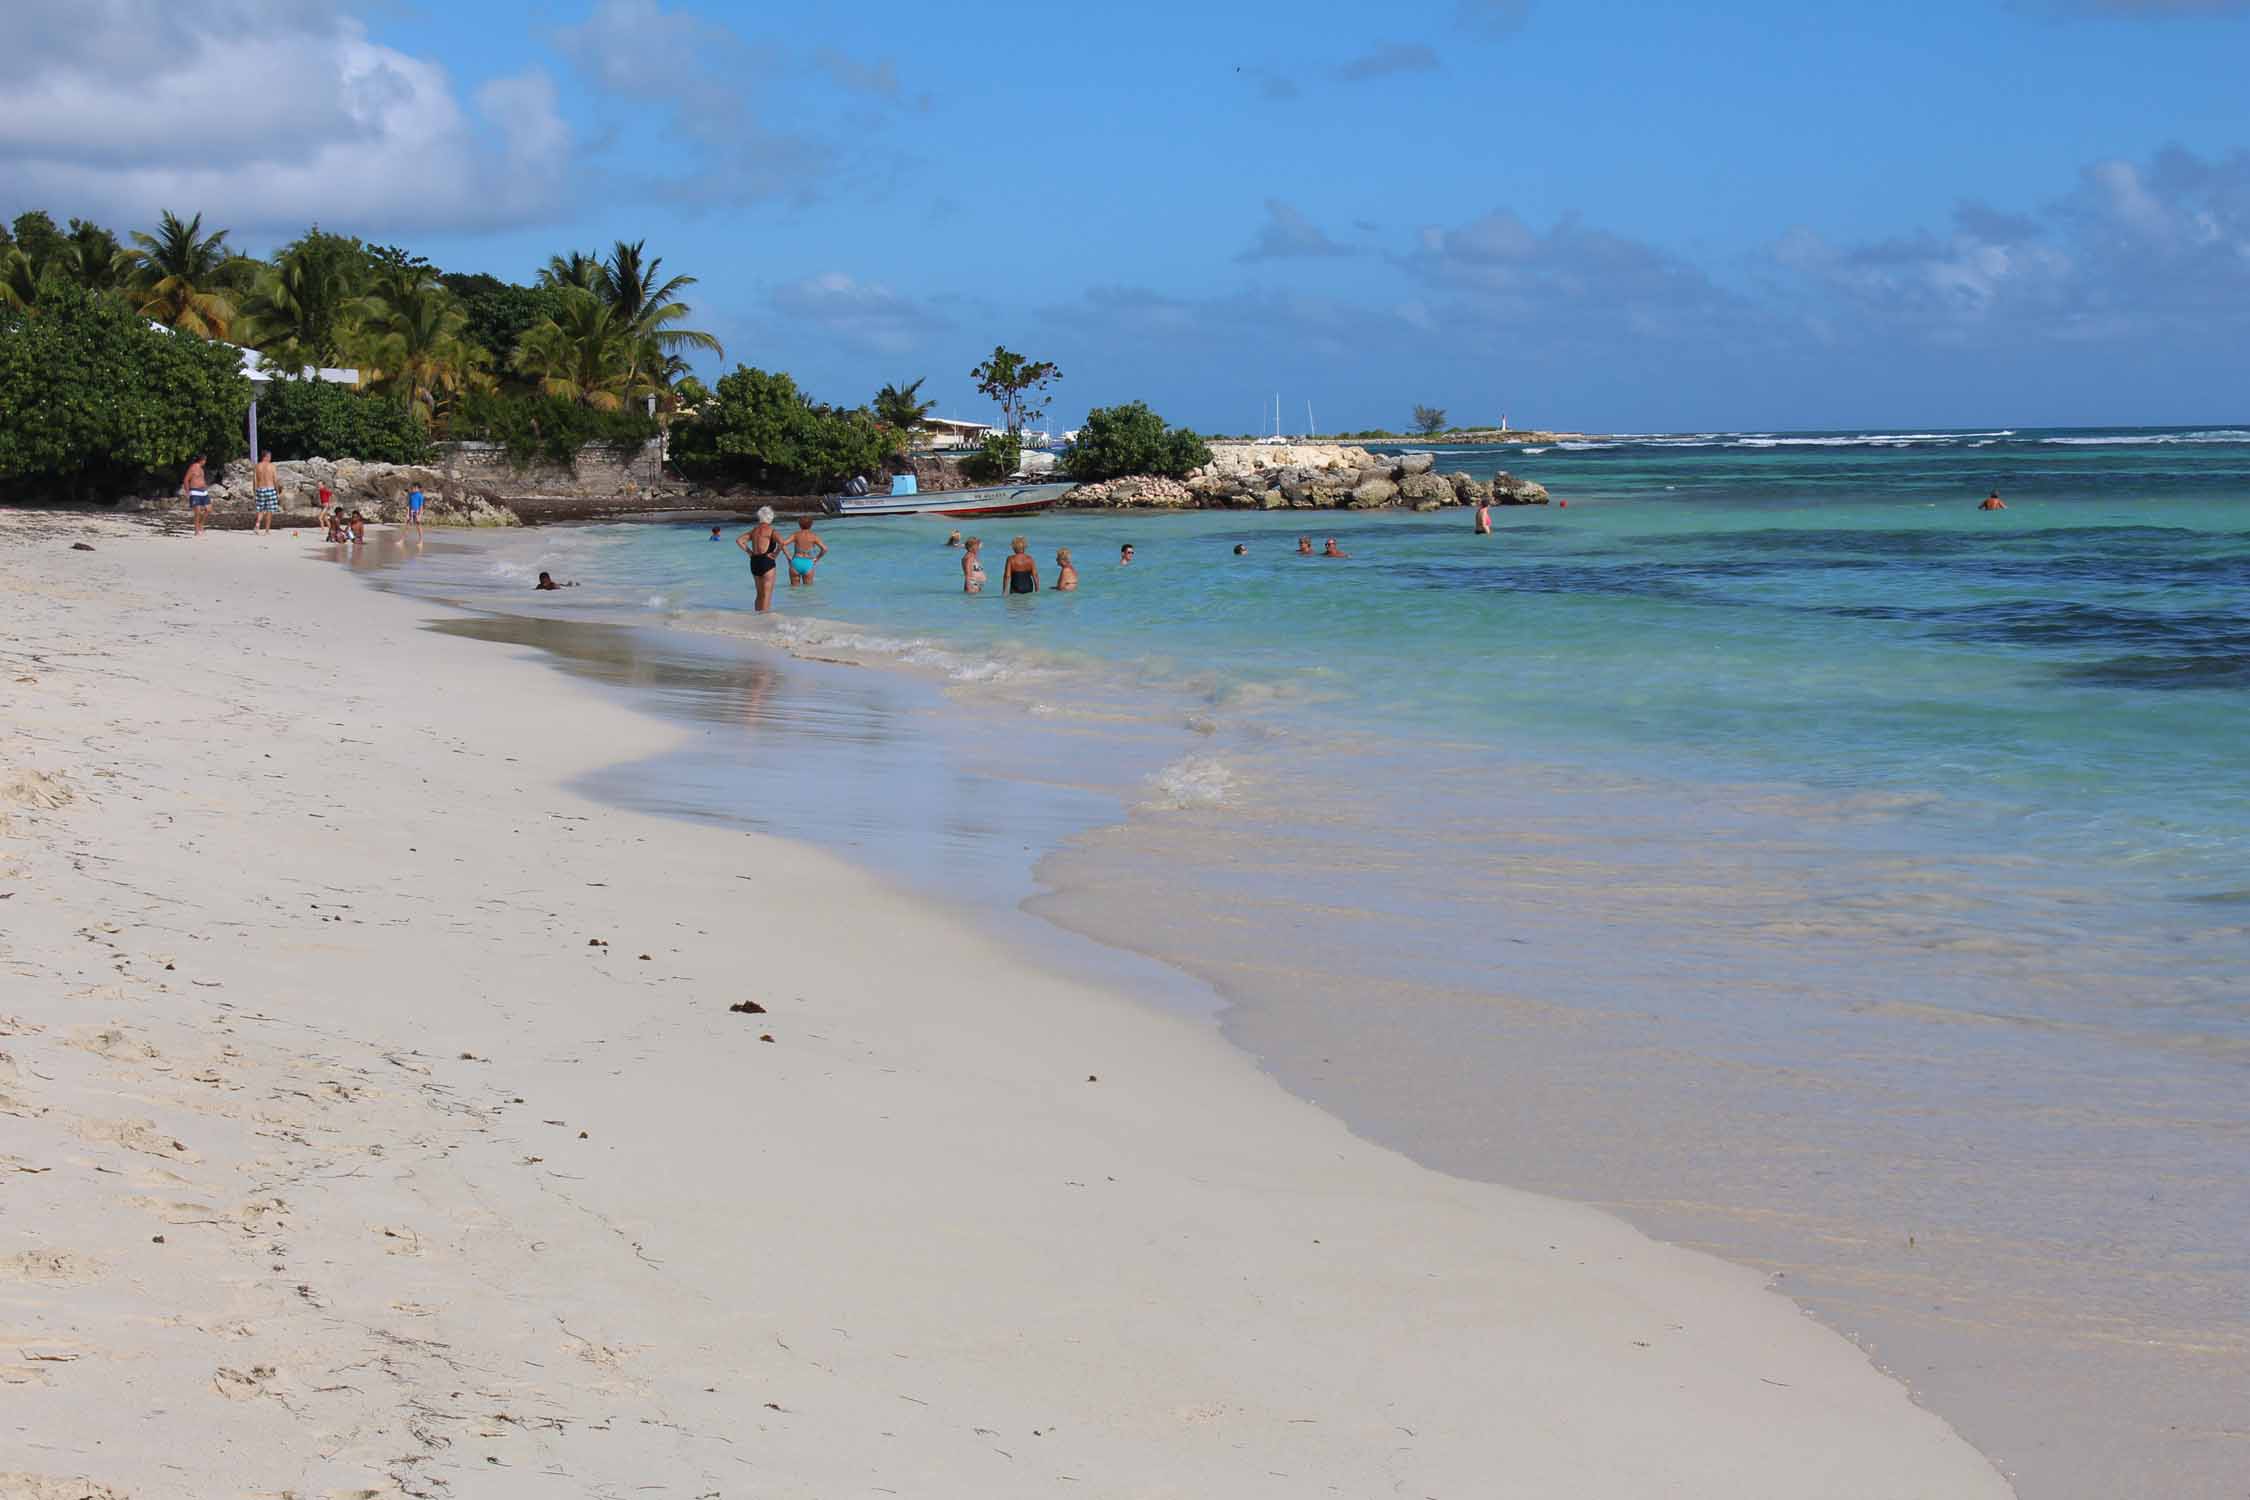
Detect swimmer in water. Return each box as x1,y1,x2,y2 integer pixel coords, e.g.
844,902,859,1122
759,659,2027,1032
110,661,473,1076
1002,535,1040,594
535,571,578,590
1475,498,1492,535
1322,537,1349,558
709,525,722,540
946,530,963,549
1296,536,1314,556
1979,491,2007,510
962,536,986,594
1055,547,1078,590
1119,543,1135,566
1232,543,1247,556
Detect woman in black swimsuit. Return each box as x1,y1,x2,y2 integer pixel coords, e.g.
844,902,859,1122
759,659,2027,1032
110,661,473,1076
1002,535,1040,594
736,505,785,612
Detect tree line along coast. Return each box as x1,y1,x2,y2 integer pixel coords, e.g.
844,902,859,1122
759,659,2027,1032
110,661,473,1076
0,207,1556,519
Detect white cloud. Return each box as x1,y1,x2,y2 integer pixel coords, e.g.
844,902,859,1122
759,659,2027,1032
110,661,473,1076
0,1,568,237
1237,199,1356,261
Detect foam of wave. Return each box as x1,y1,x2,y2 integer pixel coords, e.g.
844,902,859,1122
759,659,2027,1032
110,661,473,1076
1143,753,1236,809
2039,430,2250,446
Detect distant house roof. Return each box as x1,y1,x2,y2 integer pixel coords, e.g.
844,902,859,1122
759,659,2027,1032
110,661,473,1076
923,416,993,433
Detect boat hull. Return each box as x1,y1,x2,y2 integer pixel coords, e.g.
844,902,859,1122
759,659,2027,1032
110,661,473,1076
824,481,1073,519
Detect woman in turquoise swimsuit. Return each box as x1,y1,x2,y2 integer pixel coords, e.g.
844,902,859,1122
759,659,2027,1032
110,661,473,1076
786,516,827,586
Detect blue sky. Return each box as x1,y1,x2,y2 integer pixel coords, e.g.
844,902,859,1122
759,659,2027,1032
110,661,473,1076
5,0,2247,431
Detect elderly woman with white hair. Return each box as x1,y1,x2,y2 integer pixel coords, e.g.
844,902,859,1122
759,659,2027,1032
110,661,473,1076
735,505,785,613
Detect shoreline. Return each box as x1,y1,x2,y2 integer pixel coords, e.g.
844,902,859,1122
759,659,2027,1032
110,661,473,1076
0,510,2012,1497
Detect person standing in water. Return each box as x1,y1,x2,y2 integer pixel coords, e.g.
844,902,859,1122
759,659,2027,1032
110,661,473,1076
404,483,428,536
1055,547,1078,590
1475,497,1492,535
1002,536,1040,593
180,456,210,537
1322,536,1350,558
1979,491,2007,511
961,536,986,594
786,515,828,585
252,451,280,536
1296,535,1314,556
1119,543,1136,566
946,530,963,549
736,505,785,612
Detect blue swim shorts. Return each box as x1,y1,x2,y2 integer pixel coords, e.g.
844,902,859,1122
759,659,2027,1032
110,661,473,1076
188,489,210,509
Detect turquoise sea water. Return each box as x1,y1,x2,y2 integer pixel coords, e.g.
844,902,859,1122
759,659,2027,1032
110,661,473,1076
384,426,2250,1498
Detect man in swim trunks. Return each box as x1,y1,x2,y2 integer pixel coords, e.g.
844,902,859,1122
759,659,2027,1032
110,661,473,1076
786,515,827,586
1979,491,2006,511
180,456,209,537
736,505,784,612
252,450,280,536
405,483,427,535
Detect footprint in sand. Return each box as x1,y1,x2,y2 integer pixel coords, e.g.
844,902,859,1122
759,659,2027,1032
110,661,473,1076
0,1251,99,1285
0,1473,130,1499
64,1026,161,1064
211,1363,279,1400
77,1118,200,1161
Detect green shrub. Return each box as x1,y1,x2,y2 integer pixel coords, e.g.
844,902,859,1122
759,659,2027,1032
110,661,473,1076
450,390,659,470
255,376,430,463
0,284,250,500
668,366,889,493
960,432,1023,484
1062,401,1211,482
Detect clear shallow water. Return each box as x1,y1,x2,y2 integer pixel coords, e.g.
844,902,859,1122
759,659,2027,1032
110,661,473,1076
383,426,2250,1499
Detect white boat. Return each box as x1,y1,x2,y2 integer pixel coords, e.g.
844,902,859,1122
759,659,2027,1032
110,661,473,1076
823,477,1074,519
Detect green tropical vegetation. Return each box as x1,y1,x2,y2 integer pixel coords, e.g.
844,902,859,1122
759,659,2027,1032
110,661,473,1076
669,366,889,493
960,431,1024,484
0,285,250,498
1411,404,1448,436
252,377,431,465
873,377,935,449
0,208,732,491
970,346,1061,435
1062,401,1212,482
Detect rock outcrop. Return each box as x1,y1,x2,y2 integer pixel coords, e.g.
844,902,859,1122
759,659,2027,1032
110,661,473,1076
1063,442,1552,511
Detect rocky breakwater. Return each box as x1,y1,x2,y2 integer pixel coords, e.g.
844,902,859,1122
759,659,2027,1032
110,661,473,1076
1063,443,1549,511
132,458,522,527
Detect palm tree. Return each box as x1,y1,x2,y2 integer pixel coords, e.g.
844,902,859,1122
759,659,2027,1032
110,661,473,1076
0,247,39,313
537,250,604,293
114,210,238,338
598,239,723,388
240,234,365,370
512,287,639,410
361,273,490,426
873,377,934,441
56,221,124,293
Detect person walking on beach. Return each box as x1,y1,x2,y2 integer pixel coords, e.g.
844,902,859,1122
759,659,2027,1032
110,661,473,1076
737,506,784,612
252,451,280,536
1002,536,1041,594
962,536,986,594
1055,547,1078,590
1979,491,2007,511
1475,498,1492,535
180,456,209,537
787,515,828,586
405,483,427,535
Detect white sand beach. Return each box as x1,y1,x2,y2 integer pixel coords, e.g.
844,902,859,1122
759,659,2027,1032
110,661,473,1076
1,514,2012,1498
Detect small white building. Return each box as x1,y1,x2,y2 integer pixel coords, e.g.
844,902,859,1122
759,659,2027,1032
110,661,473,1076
919,416,994,450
